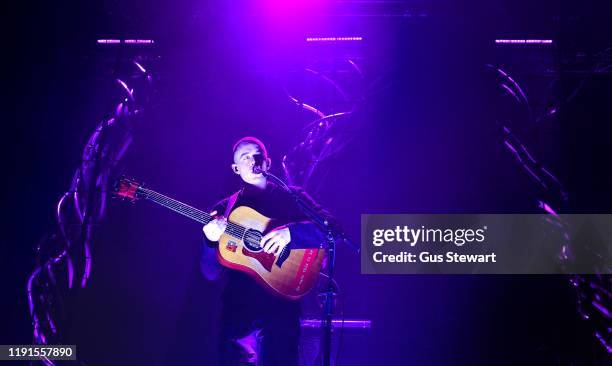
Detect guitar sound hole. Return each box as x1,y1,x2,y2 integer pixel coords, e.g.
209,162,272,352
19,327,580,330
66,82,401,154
243,229,263,252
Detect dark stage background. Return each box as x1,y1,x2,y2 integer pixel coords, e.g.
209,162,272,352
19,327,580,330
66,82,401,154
3,1,611,365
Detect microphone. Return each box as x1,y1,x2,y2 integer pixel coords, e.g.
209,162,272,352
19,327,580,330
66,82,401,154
252,154,267,175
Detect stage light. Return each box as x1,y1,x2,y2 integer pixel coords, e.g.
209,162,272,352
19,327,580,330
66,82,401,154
96,39,120,44
124,39,155,44
261,0,323,15
495,39,553,45
96,39,155,45
306,36,363,42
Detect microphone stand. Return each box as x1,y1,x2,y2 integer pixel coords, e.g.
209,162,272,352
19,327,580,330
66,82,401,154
256,167,356,366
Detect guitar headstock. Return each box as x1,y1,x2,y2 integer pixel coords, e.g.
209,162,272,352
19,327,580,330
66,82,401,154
113,177,145,202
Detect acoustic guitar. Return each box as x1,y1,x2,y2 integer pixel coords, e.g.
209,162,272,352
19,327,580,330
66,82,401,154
114,177,325,300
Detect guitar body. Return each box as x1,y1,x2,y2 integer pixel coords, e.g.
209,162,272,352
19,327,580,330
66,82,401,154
217,206,325,300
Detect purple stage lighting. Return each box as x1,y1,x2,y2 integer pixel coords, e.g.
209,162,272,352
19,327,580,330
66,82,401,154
97,39,155,45
124,39,155,44
495,39,553,45
97,39,120,44
306,36,363,42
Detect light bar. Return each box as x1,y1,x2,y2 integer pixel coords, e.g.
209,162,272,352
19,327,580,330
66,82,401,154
97,39,155,45
97,39,120,44
306,36,363,42
495,39,553,45
300,319,372,329
124,39,155,44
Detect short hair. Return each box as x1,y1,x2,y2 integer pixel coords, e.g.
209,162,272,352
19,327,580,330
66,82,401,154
232,136,269,159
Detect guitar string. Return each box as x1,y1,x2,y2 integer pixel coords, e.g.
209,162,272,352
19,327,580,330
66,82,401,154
142,190,243,236
145,190,210,223
132,189,294,258
140,189,263,244
145,190,265,249
142,189,249,239
145,189,218,223
148,190,211,222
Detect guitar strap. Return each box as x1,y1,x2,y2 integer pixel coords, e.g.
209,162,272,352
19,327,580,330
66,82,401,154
223,189,242,217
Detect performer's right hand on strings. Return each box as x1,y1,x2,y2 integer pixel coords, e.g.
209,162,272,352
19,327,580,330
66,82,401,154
203,210,227,242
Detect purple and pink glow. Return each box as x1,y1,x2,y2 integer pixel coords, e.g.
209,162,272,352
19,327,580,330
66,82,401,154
97,39,154,45
306,36,363,42
495,39,553,45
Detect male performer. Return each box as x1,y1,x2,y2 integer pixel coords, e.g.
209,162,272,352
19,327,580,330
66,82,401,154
201,136,333,366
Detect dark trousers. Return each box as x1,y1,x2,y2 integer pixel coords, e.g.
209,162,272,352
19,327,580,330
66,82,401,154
218,299,301,366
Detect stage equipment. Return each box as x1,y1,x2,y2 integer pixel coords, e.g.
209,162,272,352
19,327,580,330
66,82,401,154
300,318,371,329
26,60,153,364
280,57,365,189
487,64,611,354
252,167,357,366
299,318,371,366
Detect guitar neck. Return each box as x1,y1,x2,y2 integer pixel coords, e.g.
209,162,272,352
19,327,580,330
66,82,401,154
137,187,247,240
138,187,212,225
